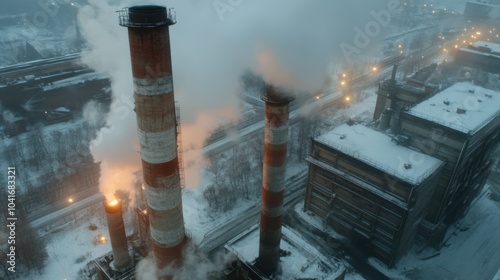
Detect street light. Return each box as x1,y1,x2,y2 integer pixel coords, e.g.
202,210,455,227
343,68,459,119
68,197,76,223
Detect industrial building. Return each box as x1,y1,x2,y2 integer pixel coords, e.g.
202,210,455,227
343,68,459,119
304,81,500,267
400,82,500,237
304,124,444,267
455,41,500,73
373,64,438,121
464,1,500,21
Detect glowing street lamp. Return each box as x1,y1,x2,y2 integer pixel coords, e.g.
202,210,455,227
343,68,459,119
68,197,76,223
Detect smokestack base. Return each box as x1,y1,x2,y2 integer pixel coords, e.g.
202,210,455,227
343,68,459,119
152,236,189,269
262,84,294,105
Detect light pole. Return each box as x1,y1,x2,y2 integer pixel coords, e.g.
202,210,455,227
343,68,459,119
68,197,76,223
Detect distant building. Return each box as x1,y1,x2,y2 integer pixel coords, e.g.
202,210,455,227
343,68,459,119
304,82,500,267
464,1,500,21
455,41,500,73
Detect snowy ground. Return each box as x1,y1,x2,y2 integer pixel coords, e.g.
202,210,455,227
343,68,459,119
372,181,500,280
22,206,111,280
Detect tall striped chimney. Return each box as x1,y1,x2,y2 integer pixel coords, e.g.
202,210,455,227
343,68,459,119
258,85,293,275
118,5,186,270
104,199,132,270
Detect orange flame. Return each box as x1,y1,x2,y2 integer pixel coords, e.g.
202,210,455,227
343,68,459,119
108,199,119,206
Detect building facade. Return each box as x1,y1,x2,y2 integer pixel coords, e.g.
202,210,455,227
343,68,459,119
305,82,500,266
400,82,500,237
304,124,443,267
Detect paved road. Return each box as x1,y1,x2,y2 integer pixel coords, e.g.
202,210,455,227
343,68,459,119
30,192,104,230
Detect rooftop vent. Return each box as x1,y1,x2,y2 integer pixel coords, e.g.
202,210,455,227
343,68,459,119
340,134,347,139
456,108,466,114
404,163,412,170
393,134,411,146
485,94,492,98
468,89,475,93
443,100,450,105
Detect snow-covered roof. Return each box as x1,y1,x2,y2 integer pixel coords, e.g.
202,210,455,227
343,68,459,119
316,124,443,185
225,224,344,279
407,82,500,134
459,41,500,59
471,41,500,54
43,72,108,91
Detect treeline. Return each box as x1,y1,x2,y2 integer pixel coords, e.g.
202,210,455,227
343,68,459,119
0,190,48,279
202,114,322,214
0,121,100,213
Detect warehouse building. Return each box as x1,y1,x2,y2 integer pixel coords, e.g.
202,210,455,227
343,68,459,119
455,41,500,73
304,124,444,267
304,82,500,267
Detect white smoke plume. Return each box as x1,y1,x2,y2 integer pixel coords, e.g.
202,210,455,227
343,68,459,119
78,0,399,191
135,244,236,280
77,0,139,201
82,99,105,128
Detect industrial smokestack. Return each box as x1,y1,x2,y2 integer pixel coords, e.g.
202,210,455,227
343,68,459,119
104,199,132,270
258,85,293,275
391,64,398,82
118,5,187,270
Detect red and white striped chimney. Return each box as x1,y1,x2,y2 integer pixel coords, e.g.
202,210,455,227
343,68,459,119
119,5,186,270
258,85,293,275
104,199,132,270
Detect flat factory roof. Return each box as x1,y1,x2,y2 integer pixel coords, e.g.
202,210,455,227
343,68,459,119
316,124,443,185
225,224,344,279
471,41,500,54
459,41,500,59
407,82,500,134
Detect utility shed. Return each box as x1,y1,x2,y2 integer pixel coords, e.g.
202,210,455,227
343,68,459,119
304,124,444,267
401,82,500,236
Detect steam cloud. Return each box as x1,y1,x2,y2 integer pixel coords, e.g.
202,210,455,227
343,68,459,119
78,0,395,190
135,244,235,280
78,0,139,200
